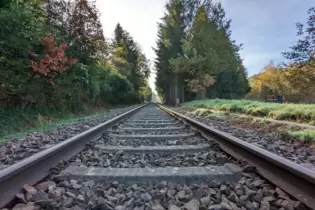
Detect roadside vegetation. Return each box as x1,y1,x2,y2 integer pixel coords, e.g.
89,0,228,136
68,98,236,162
281,130,315,143
0,0,151,137
0,106,127,142
183,99,315,124
0,105,134,141
186,106,315,144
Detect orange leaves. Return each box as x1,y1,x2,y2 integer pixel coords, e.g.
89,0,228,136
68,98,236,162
187,74,216,93
30,34,78,84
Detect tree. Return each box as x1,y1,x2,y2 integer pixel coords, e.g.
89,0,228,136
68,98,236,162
46,0,106,64
246,61,315,102
0,0,149,112
171,6,218,99
111,23,151,102
154,0,186,105
0,2,48,107
70,0,106,63
114,23,124,45
281,7,315,102
31,34,78,84
168,1,249,100
247,62,285,99
248,7,315,103
283,7,315,63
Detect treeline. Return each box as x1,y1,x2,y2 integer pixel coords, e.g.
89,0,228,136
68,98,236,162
0,0,151,112
248,7,315,103
155,0,250,105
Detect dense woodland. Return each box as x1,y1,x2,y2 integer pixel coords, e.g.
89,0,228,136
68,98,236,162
248,7,315,103
1,0,314,114
155,1,315,105
154,0,250,105
0,0,151,112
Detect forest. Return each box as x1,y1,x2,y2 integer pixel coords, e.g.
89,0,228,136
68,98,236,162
0,0,153,136
155,1,315,105
154,0,250,105
0,0,151,111
1,0,315,136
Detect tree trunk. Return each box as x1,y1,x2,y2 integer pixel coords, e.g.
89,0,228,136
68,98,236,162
181,85,185,103
167,84,174,105
170,83,175,105
178,75,184,103
196,90,205,100
165,85,170,104
174,74,179,105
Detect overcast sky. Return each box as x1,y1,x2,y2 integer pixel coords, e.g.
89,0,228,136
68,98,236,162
98,0,314,92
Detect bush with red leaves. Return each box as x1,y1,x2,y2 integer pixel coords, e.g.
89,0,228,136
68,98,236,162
31,34,78,84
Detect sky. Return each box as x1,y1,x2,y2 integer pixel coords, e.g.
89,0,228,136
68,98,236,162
98,0,314,93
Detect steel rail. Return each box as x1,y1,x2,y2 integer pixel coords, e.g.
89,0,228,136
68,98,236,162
0,104,148,208
158,104,315,209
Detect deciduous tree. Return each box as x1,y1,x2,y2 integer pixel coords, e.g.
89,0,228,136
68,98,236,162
31,34,78,84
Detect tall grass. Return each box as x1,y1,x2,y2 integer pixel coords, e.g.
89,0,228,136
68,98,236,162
182,99,315,123
281,130,315,143
0,106,118,141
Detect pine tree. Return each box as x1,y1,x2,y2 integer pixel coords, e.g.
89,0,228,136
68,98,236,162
154,0,186,105
70,0,105,63
114,23,124,45
112,23,150,102
156,0,249,102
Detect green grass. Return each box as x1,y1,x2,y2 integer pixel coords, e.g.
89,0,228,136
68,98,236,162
247,117,272,126
0,105,130,142
182,99,315,124
192,108,212,117
281,130,315,143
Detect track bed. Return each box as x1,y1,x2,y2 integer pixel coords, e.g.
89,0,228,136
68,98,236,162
1,104,311,210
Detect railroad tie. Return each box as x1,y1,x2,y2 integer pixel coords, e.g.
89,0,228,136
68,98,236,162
117,126,186,132
58,163,242,185
108,133,195,140
94,144,211,154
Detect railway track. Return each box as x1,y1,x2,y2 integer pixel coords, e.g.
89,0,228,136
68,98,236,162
0,103,314,209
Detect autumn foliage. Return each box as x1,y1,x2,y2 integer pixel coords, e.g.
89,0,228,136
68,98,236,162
187,74,216,93
31,34,78,84
248,7,315,103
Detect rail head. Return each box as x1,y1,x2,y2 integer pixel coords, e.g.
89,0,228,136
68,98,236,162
0,104,148,208
158,104,315,209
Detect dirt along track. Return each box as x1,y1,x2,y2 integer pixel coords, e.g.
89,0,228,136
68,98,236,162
1,103,313,210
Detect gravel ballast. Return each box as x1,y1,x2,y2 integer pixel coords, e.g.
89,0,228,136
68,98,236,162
101,134,208,146
0,105,140,166
68,147,231,168
8,172,307,210
172,107,315,168
3,104,309,210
